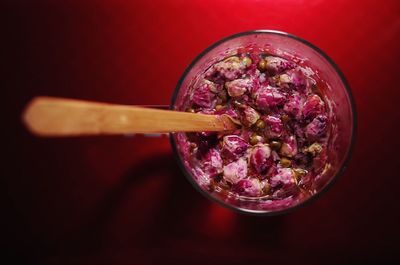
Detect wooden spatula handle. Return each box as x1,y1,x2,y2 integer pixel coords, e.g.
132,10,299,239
22,97,237,137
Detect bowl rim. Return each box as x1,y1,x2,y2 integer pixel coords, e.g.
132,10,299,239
169,29,358,216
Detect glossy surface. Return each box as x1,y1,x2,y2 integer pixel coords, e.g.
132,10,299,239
4,0,400,264
174,48,334,212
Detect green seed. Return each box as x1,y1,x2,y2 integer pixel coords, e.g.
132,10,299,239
269,141,282,150
249,134,260,145
281,114,290,123
255,119,265,129
280,142,295,158
242,57,252,67
280,157,292,167
258,59,267,72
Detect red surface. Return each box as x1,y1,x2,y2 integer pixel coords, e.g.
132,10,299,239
3,0,400,264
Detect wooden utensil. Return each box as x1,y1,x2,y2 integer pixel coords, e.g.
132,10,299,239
22,97,238,137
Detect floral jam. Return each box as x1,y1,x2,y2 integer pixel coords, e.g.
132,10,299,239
175,49,332,211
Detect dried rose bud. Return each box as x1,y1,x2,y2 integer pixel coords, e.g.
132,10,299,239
280,135,298,158
255,86,287,110
249,144,273,174
264,115,284,138
232,178,262,197
269,168,295,188
303,94,325,120
202,148,223,177
303,142,323,156
191,82,217,108
277,69,307,91
203,79,222,93
264,56,295,75
221,135,249,160
241,106,260,127
305,115,328,140
223,158,248,184
284,93,303,119
225,78,252,97
205,56,246,81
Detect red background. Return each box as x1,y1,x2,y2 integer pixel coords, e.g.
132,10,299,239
3,0,400,264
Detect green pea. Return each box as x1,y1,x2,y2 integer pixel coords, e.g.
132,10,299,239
269,141,282,150
257,59,267,72
280,157,292,167
255,119,265,129
242,57,252,67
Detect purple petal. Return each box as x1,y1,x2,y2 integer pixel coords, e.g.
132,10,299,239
223,158,248,184
191,82,217,108
215,108,240,124
205,57,246,82
221,135,249,160
269,168,295,188
225,78,252,97
249,144,273,174
278,69,307,91
284,93,304,119
265,56,295,75
280,135,298,157
204,79,223,93
263,115,284,138
203,148,223,177
255,86,287,110
305,115,328,140
303,94,325,120
233,178,262,197
240,106,260,127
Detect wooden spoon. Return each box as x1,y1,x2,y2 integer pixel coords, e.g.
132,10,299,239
22,97,238,137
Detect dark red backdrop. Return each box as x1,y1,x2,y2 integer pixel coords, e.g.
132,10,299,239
3,0,400,264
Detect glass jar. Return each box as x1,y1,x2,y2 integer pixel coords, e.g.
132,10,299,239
170,30,357,215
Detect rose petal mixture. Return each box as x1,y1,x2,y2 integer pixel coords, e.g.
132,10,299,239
176,49,331,208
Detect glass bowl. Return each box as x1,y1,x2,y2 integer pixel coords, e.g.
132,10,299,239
170,30,357,215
